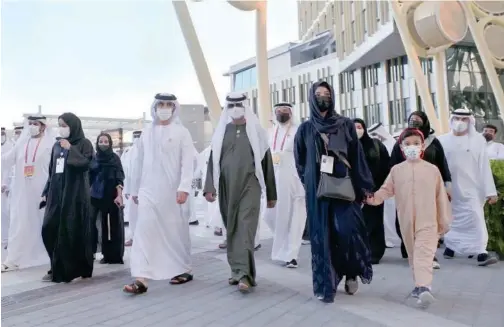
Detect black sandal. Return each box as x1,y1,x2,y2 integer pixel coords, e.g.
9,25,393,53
123,280,148,294
170,273,193,285
228,278,239,285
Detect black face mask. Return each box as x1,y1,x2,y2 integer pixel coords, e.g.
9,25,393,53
483,133,493,142
98,144,109,152
316,96,332,112
276,113,290,124
408,120,423,129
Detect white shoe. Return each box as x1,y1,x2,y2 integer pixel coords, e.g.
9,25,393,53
344,278,359,295
301,240,310,245
417,289,435,308
1,263,19,273
432,260,440,270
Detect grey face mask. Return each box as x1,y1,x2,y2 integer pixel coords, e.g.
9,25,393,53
98,144,109,151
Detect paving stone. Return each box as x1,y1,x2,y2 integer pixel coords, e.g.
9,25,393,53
2,236,503,327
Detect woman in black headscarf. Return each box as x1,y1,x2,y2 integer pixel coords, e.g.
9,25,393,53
353,118,390,264
389,111,451,267
89,133,125,264
294,81,375,303
41,112,95,283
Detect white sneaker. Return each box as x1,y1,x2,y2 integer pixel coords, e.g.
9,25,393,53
432,260,440,270
301,240,310,245
417,290,435,308
1,263,19,273
344,278,359,295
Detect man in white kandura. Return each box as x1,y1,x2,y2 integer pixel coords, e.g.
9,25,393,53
123,130,142,247
264,103,306,268
1,127,14,250
482,124,504,160
438,108,498,266
367,123,401,248
1,116,55,272
123,93,195,294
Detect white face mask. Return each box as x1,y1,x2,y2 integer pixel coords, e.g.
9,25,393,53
402,145,422,161
228,107,245,120
59,127,70,138
157,108,173,121
1,135,5,144
356,129,364,139
452,120,468,133
14,134,20,141
29,125,40,136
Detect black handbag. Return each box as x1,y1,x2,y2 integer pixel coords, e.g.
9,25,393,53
312,125,356,202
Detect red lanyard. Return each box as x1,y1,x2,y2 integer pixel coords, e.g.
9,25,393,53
272,125,291,151
25,137,42,164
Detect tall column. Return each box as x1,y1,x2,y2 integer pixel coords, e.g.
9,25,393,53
255,3,271,128
172,0,222,127
433,52,451,134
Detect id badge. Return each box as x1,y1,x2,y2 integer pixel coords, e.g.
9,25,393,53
272,153,281,165
55,158,65,174
24,165,35,178
320,155,334,174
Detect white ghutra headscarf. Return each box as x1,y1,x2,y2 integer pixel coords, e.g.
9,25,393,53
210,92,270,193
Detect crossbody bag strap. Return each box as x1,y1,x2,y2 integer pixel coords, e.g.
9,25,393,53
310,121,352,170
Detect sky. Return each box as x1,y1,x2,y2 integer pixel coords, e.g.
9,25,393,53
0,0,298,127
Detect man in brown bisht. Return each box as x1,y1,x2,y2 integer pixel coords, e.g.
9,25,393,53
204,92,277,293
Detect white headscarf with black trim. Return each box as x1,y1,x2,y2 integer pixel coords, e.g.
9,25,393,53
210,92,269,193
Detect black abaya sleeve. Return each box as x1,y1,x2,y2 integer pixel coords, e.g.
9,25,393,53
42,145,55,197
67,140,93,171
261,149,277,202
113,153,125,186
347,122,375,199
432,138,452,183
377,141,391,188
389,142,404,169
293,124,307,184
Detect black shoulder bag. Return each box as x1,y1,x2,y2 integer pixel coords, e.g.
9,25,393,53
312,123,356,202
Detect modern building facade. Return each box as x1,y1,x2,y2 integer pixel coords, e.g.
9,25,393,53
226,1,504,136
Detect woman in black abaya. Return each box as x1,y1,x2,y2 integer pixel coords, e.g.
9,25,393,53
354,118,390,264
89,133,125,264
41,112,95,283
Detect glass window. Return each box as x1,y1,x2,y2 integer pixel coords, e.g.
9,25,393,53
389,100,395,124
351,21,356,44
402,97,411,123
292,86,296,104
361,68,367,89
363,9,367,34
250,66,257,87
233,73,243,91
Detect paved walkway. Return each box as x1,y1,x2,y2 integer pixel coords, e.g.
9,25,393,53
2,221,503,326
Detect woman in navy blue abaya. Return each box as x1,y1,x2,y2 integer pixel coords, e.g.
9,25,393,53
294,81,375,303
